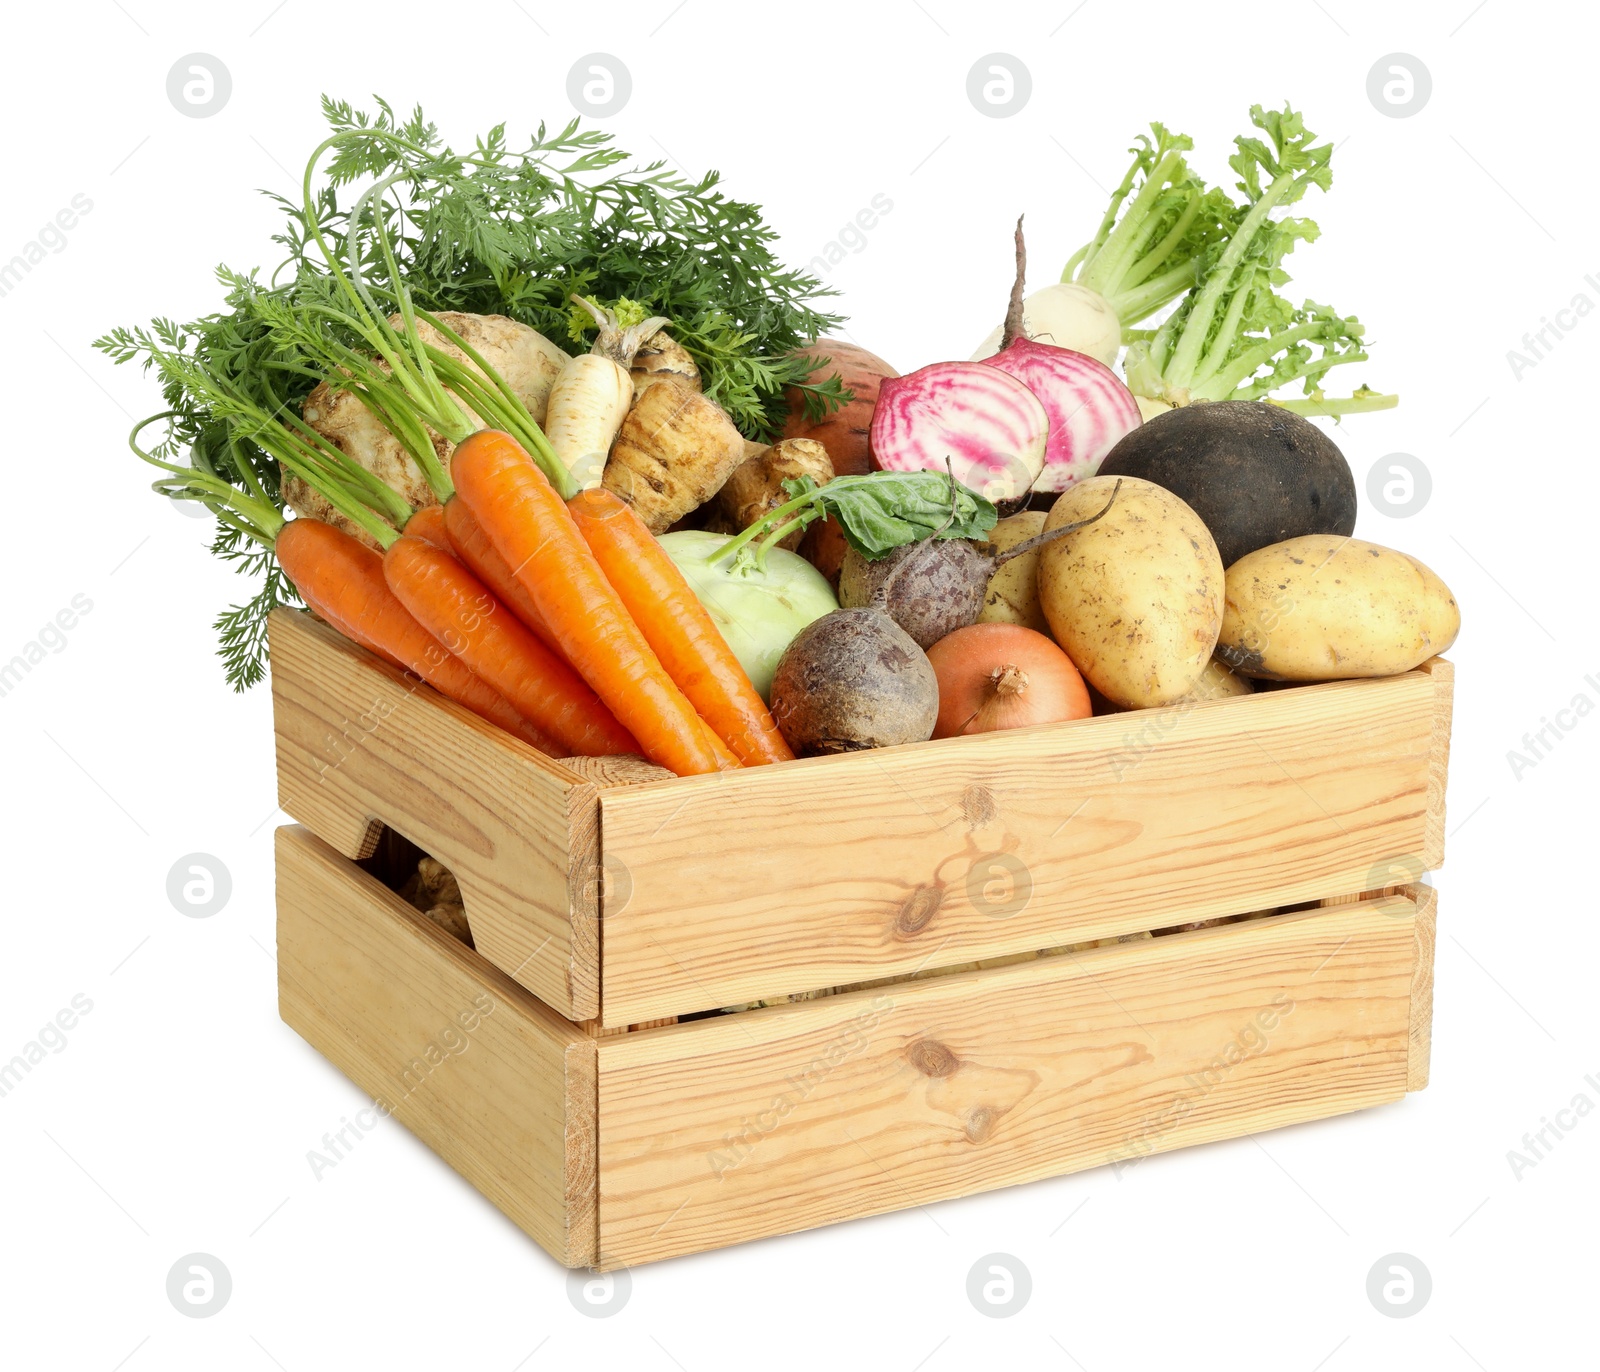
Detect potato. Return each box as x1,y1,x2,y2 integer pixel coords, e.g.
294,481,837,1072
1037,475,1225,709
978,510,1050,632
1097,401,1357,569
1218,536,1460,680
1179,656,1255,703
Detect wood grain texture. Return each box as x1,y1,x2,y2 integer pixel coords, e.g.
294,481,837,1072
276,825,597,1266
1405,882,1438,1091
599,668,1444,1024
270,609,600,1020
595,897,1418,1266
1420,657,1455,871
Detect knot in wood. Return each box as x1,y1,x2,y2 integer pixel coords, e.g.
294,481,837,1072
961,784,998,829
907,1039,960,1078
964,1105,999,1143
894,883,943,936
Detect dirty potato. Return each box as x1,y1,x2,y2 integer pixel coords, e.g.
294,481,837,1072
1218,536,1460,680
977,510,1051,633
1037,475,1224,709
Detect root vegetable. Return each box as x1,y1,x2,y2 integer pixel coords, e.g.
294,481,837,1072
1097,400,1357,569
289,311,570,545
630,326,701,401
274,518,558,753
706,438,834,549
971,284,1122,367
839,484,1121,649
545,297,669,491
568,489,795,767
782,339,899,476
452,429,730,777
927,623,1091,738
382,531,638,757
769,607,938,755
1180,657,1255,702
1037,475,1224,709
987,337,1141,492
978,511,1050,632
602,379,748,533
869,361,1048,504
969,124,1229,364
982,220,1141,493
839,539,992,651
1217,536,1460,680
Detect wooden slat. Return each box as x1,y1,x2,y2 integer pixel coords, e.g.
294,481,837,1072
595,896,1417,1266
269,609,600,1020
599,669,1441,1024
1420,657,1455,871
1405,882,1438,1091
275,825,597,1266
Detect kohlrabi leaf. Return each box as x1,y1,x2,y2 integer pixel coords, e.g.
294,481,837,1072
713,471,998,570
807,471,998,559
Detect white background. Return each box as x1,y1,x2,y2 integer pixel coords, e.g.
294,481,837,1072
1,1,1593,1368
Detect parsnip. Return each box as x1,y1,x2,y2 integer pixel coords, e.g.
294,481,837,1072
545,298,668,490
630,326,701,401
602,379,748,533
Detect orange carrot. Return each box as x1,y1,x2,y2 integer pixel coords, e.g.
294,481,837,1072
275,518,559,754
404,503,448,547
441,496,563,656
382,533,637,757
568,488,794,767
450,430,729,778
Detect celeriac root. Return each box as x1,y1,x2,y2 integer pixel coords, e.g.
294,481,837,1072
287,312,569,545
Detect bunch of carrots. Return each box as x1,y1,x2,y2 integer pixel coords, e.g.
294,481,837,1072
123,133,792,778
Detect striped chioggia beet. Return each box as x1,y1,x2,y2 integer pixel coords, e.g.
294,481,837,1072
869,361,1047,504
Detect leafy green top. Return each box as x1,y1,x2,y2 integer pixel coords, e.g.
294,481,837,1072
95,96,850,688
709,470,998,573
286,97,848,436
1063,122,1235,328
1121,105,1397,416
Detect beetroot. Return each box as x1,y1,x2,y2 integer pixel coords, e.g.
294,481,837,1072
985,337,1141,492
869,361,1047,504
980,216,1142,493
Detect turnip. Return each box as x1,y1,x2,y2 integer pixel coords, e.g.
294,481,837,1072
972,123,1228,364
982,220,1143,493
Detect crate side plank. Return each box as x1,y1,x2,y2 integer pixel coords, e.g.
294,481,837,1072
596,899,1416,1266
1405,882,1438,1091
270,609,600,1020
1420,657,1454,871
275,825,597,1266
600,670,1438,1024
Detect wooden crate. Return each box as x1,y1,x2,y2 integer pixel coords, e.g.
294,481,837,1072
276,823,1437,1269
270,608,1453,1028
